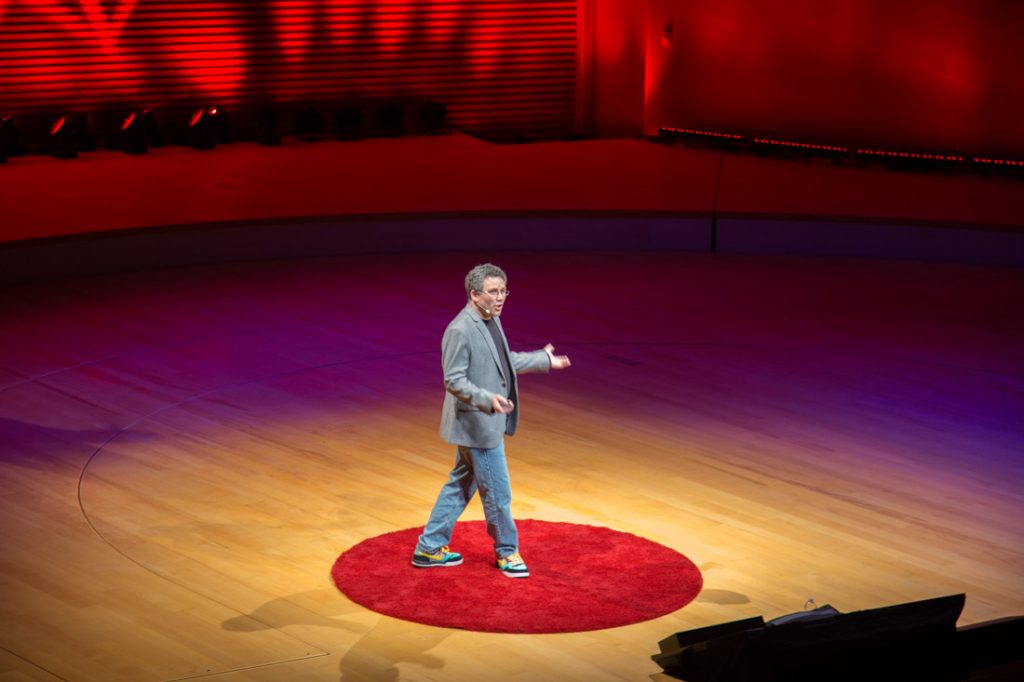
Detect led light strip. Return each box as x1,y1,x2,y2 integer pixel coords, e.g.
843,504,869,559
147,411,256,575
659,126,1021,168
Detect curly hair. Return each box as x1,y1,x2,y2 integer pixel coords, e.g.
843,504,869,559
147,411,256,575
464,263,507,297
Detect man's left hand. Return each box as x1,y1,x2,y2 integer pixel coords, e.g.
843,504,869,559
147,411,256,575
544,343,571,370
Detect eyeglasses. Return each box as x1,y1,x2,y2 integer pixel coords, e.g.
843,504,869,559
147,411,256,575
480,288,510,299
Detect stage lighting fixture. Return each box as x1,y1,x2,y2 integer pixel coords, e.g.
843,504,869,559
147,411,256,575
120,110,149,154
1,116,26,157
419,100,447,135
188,107,218,150
48,115,78,159
256,107,280,146
70,114,96,152
374,103,404,137
296,107,323,141
138,109,165,148
211,107,231,144
335,106,363,140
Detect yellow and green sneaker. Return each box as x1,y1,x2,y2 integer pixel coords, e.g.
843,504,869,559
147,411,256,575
411,545,463,568
496,551,529,578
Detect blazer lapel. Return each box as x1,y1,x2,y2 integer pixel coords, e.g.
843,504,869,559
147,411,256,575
467,305,508,382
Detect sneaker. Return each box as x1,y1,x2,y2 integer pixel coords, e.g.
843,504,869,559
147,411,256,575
496,552,529,578
411,546,463,568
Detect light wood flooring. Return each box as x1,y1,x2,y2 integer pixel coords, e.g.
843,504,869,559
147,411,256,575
1,251,1022,681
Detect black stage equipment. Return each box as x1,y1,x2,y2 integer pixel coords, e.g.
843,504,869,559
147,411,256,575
419,100,447,134
256,107,280,146
335,106,363,140
296,107,323,141
653,594,970,682
48,115,78,159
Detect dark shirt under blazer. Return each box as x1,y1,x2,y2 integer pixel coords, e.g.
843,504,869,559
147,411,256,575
439,303,551,449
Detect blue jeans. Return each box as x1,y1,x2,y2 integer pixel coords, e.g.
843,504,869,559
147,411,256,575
415,442,518,559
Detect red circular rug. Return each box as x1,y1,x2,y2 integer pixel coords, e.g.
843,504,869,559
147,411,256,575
331,519,702,633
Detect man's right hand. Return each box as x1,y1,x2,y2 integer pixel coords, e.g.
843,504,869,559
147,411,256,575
491,395,515,414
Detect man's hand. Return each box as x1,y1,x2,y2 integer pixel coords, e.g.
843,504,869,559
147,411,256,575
544,343,571,370
492,395,515,414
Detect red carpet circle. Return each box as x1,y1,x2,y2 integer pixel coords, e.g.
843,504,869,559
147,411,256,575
331,519,702,633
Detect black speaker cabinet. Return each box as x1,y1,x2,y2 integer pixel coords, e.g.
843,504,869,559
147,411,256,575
653,594,967,682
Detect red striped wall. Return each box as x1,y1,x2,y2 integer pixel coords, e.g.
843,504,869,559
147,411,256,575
0,1,579,138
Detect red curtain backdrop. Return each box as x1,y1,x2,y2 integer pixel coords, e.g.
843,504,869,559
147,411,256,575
0,0,578,138
640,0,1024,156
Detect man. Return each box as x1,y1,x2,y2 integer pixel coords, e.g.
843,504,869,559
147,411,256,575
412,263,570,578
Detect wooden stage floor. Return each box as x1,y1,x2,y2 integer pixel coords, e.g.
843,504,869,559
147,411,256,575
1,249,1022,681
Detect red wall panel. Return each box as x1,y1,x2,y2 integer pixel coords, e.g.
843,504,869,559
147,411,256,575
642,0,1024,156
580,0,648,137
0,1,578,137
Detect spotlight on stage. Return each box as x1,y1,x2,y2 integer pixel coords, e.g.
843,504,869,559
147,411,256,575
76,114,97,152
121,111,147,154
140,109,165,148
335,105,363,140
653,594,975,681
296,107,323,141
256,107,280,146
188,106,219,150
48,114,78,159
0,117,9,163
120,108,163,154
374,102,404,137
211,106,231,144
1,116,26,159
63,114,96,153
419,100,447,135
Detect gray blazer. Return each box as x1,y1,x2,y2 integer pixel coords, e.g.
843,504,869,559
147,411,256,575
439,303,551,448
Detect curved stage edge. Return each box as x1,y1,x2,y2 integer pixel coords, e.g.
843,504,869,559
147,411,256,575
4,212,1024,286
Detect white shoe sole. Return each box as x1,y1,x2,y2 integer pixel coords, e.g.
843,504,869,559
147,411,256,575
411,558,464,568
499,568,529,578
